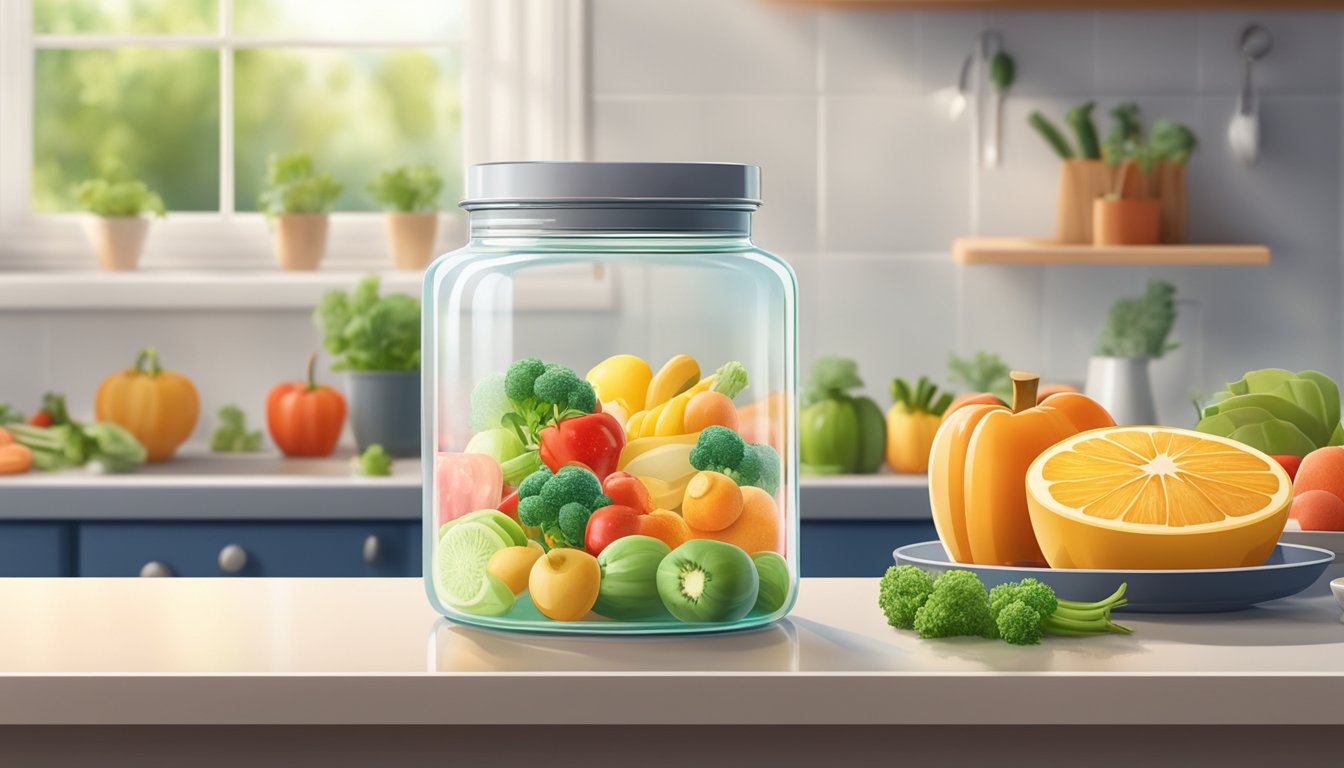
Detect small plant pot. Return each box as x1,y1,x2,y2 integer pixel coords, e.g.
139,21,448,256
1084,356,1158,426
1092,198,1160,246
346,370,420,457
273,213,330,271
384,212,439,270
82,215,151,271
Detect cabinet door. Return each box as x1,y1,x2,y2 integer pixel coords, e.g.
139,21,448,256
0,523,75,576
79,521,421,577
801,520,938,577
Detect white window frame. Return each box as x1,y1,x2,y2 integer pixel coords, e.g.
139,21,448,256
0,0,588,272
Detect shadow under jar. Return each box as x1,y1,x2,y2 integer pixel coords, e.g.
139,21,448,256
422,162,799,634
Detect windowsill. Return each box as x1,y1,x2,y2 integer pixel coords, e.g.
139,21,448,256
0,269,425,310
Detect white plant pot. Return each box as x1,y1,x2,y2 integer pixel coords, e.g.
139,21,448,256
1085,356,1159,426
82,215,151,271
384,212,439,270
273,213,330,271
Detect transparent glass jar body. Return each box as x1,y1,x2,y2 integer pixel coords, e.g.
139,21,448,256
423,216,799,634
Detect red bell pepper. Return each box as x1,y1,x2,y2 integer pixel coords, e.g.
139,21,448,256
538,412,625,480
434,452,503,527
602,471,652,513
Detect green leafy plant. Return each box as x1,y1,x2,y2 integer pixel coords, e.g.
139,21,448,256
1198,369,1344,456
368,163,444,213
1099,104,1197,200
210,405,263,453
1094,281,1179,359
947,351,1013,401
74,179,165,218
313,275,421,372
258,153,343,217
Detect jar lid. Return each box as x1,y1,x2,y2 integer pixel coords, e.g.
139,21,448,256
461,162,761,210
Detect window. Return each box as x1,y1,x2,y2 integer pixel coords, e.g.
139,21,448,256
0,0,587,272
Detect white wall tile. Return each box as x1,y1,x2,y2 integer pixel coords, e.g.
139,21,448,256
823,94,971,252
913,12,988,95
955,264,1045,376
591,97,819,254
1095,12,1200,94
819,8,920,93
590,0,818,96
1196,12,1343,95
1038,267,1149,385
974,94,1079,238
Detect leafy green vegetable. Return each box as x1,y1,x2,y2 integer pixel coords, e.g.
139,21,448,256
210,405,263,453
878,565,935,629
314,276,421,372
516,465,612,549
1065,101,1101,160
8,421,146,473
354,444,393,476
368,163,443,213
1094,281,1179,358
688,425,781,495
710,360,749,398
0,404,23,426
947,351,1012,401
1197,369,1344,456
258,153,343,217
75,179,166,218
1028,111,1074,159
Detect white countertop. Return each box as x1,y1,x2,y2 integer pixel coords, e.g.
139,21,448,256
1,572,1342,725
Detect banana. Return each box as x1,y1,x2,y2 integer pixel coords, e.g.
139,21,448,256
644,354,700,410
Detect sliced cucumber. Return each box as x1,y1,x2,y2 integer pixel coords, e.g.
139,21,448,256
435,522,515,616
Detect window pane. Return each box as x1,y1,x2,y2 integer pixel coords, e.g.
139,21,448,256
234,0,460,40
234,49,462,212
33,49,220,212
34,0,217,35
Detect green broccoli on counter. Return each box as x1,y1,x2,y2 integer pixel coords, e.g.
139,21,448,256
688,425,781,496
990,579,1132,646
354,444,393,477
912,570,999,640
516,464,611,550
210,404,263,453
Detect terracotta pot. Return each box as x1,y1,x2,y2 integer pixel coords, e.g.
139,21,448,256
1092,198,1160,246
1055,159,1111,244
273,214,330,271
82,215,151,271
384,212,439,270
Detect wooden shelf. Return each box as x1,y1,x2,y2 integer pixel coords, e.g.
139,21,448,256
953,237,1271,266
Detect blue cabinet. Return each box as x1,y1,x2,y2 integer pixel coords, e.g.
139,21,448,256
800,520,937,578
79,522,421,577
0,523,76,576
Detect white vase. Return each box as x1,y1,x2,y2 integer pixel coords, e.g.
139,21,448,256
82,215,151,271
1085,356,1158,426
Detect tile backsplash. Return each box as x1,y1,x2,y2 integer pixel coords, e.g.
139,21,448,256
3,2,1342,443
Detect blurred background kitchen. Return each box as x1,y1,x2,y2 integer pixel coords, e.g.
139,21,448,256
1,0,1340,577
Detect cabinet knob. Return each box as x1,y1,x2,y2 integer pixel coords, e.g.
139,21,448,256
139,561,173,578
363,535,381,565
218,544,248,574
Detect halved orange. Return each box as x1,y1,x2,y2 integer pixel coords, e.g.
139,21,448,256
1025,426,1291,570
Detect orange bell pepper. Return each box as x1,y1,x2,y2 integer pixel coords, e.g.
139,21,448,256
929,372,1114,566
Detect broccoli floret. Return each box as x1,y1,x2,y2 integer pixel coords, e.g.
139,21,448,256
533,363,597,415
353,444,392,477
912,570,997,640
989,579,1134,640
515,465,611,549
711,361,749,398
688,425,779,493
751,443,781,496
996,601,1044,646
878,565,935,629
505,358,547,401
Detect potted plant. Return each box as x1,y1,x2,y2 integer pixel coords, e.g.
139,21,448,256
314,276,420,457
1084,280,1179,425
74,179,165,271
369,163,444,270
1093,105,1161,246
258,153,343,271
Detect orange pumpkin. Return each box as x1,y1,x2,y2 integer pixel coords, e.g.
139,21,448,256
95,347,200,462
267,353,348,457
929,371,1113,566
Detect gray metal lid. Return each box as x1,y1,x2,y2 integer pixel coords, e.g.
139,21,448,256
461,162,761,210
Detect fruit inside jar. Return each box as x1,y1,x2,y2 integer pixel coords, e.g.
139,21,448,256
430,353,793,628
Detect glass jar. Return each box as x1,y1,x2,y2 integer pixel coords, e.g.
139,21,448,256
423,162,798,634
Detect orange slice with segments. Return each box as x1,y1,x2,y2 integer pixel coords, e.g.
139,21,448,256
1025,426,1291,570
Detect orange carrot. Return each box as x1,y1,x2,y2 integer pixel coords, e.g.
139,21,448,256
683,391,740,433
0,443,33,475
0,427,13,446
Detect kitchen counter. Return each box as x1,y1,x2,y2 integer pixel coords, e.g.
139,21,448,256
3,572,1343,727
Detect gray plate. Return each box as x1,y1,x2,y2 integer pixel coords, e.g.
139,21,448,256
893,541,1334,613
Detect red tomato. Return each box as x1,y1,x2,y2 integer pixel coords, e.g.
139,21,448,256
1272,455,1303,482
601,471,652,513
267,354,347,457
584,504,643,555
28,411,53,428
498,488,519,522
